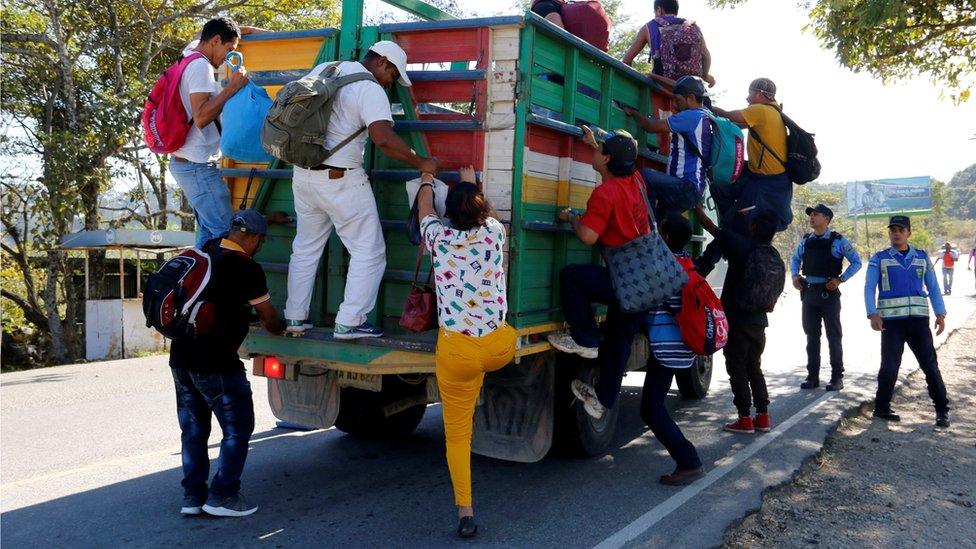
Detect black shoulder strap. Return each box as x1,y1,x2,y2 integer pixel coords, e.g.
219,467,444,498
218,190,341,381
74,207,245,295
747,104,787,167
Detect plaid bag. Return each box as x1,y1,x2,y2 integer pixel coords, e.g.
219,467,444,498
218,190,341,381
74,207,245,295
603,174,687,313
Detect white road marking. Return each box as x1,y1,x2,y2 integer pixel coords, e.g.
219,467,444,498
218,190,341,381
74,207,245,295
594,391,837,549
258,528,285,540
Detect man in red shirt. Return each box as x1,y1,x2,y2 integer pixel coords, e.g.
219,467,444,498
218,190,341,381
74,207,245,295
933,242,956,295
547,127,651,419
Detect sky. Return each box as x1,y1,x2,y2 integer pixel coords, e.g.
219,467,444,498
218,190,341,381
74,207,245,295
369,0,976,185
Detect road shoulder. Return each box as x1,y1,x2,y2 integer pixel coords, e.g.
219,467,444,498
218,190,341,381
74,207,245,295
724,312,976,547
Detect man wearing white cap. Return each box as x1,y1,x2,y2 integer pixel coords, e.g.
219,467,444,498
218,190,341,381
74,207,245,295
285,41,439,339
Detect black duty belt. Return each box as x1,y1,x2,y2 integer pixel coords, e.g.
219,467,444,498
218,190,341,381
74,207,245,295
309,164,348,172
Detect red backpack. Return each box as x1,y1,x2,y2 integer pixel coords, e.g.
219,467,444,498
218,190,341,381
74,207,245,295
533,0,611,51
142,52,206,154
672,256,728,355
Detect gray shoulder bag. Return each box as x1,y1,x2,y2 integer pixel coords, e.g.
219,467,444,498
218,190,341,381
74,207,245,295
602,173,688,313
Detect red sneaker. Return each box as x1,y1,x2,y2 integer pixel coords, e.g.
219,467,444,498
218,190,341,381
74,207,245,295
724,416,755,434
753,413,772,432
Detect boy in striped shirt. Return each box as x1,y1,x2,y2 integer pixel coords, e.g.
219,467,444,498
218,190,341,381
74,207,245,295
642,213,704,485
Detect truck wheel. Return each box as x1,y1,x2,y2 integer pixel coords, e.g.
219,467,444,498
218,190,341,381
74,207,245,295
553,355,620,457
334,375,427,437
675,355,713,399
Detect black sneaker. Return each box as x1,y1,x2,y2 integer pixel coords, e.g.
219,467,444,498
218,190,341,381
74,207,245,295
800,378,820,389
872,409,900,422
825,378,844,391
202,493,258,517
457,516,478,538
181,494,206,515
936,412,950,428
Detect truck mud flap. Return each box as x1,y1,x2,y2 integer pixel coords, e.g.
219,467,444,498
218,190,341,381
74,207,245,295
472,352,554,463
268,369,340,429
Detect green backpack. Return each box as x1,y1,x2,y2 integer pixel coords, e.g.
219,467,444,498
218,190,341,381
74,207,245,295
261,62,378,169
686,111,745,187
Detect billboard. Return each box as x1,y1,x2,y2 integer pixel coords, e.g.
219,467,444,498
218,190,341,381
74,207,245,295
846,176,932,217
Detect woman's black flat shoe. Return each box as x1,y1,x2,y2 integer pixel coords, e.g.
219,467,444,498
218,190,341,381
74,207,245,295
457,516,478,538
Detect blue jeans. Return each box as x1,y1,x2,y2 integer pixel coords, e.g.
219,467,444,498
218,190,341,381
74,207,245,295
640,356,702,471
172,368,255,500
640,168,702,219
560,264,644,408
710,169,792,234
169,161,232,248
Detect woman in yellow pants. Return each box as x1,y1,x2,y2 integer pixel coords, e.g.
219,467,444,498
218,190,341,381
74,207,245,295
417,167,516,538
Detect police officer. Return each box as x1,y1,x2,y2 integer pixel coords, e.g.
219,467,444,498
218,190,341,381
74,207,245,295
864,215,949,427
791,204,862,391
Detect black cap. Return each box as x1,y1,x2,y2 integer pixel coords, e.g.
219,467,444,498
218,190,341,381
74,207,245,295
804,203,834,220
673,75,707,99
887,215,911,230
599,129,638,171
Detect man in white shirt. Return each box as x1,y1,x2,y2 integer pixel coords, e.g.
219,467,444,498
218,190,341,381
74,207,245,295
284,41,438,340
169,17,261,248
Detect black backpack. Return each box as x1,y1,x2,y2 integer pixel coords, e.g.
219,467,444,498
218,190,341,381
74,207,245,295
143,245,222,340
733,244,786,313
750,106,820,185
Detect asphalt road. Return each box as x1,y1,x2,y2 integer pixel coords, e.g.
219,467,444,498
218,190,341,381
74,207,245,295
3,267,976,549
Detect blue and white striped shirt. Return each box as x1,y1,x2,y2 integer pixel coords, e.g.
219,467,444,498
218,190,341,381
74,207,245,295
667,107,713,195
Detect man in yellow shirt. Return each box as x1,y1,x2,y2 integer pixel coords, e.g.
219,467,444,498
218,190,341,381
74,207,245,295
711,78,792,235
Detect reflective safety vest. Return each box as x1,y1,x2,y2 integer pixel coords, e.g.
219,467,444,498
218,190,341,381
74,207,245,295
876,248,931,319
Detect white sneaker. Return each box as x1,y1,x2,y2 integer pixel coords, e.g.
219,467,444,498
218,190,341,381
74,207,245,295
571,379,606,420
547,332,599,359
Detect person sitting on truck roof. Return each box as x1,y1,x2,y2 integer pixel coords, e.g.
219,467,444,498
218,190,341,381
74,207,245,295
710,78,792,235
283,40,439,340
547,128,650,421
530,0,612,51
621,0,716,88
623,76,712,218
170,210,285,518
416,166,515,539
643,213,705,486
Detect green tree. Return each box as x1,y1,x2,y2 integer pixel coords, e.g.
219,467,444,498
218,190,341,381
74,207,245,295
1,0,339,364
707,0,976,102
947,162,976,220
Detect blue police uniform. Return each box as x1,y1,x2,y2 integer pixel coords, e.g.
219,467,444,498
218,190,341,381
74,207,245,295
791,230,862,384
864,245,949,416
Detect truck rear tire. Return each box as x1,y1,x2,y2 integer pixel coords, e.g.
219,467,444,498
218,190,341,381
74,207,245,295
553,355,620,457
675,355,713,399
334,375,427,437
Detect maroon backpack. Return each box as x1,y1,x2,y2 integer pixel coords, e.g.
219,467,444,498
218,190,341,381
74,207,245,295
142,52,207,154
657,18,704,81
533,0,611,51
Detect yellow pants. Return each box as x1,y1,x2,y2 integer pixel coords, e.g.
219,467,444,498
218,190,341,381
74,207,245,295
436,324,517,507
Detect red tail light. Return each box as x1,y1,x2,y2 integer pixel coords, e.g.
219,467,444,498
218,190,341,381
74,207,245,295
264,356,284,379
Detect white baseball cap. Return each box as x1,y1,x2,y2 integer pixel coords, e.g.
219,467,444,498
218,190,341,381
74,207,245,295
368,40,411,87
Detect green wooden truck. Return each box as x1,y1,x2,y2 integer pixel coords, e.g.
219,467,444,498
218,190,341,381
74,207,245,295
222,0,719,462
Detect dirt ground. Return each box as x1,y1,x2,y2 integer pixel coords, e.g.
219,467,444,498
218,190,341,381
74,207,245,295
724,313,976,549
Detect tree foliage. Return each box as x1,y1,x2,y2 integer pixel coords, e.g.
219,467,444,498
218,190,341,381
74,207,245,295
946,162,976,220
707,0,976,102
1,0,339,365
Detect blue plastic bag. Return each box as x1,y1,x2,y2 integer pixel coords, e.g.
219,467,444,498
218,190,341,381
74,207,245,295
220,52,274,163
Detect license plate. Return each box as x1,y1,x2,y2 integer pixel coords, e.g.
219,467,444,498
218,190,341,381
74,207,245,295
336,371,382,392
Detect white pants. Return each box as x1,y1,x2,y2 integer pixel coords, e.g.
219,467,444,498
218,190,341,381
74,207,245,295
285,167,386,327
